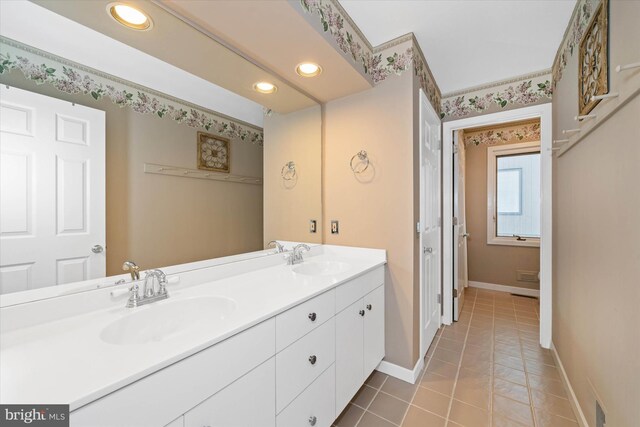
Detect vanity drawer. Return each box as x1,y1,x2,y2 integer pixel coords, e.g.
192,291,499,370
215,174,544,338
276,289,335,352
71,319,276,427
276,317,335,413
276,364,335,427
335,267,384,313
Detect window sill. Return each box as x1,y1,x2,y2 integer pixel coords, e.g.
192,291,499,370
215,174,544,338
487,237,540,248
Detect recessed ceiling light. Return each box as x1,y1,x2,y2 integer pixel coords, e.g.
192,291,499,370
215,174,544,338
296,62,322,77
253,82,277,94
108,3,152,30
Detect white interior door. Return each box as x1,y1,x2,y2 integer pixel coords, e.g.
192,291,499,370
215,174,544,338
453,131,468,320
419,90,441,357
0,85,105,294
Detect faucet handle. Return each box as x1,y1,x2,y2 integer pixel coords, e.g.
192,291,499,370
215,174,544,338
127,283,140,307
267,240,286,253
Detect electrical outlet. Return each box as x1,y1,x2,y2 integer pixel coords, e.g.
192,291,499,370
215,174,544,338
331,220,339,234
309,220,317,233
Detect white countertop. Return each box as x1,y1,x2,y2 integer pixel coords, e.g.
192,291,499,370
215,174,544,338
0,246,385,410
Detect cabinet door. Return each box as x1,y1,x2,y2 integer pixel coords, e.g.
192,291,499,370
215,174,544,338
335,299,364,416
184,358,275,427
363,285,385,378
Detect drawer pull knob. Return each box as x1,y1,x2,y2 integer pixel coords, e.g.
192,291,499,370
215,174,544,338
309,355,317,365
309,415,317,426
366,304,372,310
359,310,365,316
308,312,317,321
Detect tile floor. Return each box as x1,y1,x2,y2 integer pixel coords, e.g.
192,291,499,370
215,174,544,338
333,288,579,427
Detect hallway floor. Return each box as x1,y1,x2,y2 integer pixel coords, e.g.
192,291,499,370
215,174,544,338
333,288,579,427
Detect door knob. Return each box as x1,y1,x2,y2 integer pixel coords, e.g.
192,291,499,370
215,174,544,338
359,310,365,316
308,416,317,426
308,355,317,365
366,304,372,311
91,245,104,253
308,312,317,322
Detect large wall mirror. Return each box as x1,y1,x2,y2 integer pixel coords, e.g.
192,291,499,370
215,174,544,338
0,1,322,299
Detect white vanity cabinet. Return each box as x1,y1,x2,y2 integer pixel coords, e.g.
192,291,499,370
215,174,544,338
69,265,385,427
335,269,385,415
184,358,276,427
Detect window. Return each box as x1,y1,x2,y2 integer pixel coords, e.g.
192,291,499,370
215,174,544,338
487,142,540,247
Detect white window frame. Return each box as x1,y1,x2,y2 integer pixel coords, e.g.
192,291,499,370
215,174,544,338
487,141,540,248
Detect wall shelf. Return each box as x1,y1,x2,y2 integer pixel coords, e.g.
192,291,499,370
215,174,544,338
143,163,262,185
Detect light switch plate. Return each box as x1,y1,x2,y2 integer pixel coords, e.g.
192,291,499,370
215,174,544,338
331,220,339,234
309,220,317,233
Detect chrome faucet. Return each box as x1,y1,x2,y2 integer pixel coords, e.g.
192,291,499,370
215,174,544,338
126,269,168,308
122,261,140,281
287,244,311,265
267,240,286,253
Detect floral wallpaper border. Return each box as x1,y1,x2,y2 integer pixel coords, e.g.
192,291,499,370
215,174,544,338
551,0,599,88
297,0,441,113
440,71,553,121
0,37,264,146
464,122,541,147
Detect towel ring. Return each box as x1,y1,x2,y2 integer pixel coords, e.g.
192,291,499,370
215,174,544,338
350,150,369,174
281,161,296,180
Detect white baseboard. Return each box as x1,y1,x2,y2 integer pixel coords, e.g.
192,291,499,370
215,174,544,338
468,281,540,298
377,356,424,384
551,342,588,427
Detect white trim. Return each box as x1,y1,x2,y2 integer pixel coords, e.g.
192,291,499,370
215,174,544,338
551,342,589,427
486,141,541,248
468,281,539,298
376,357,425,385
443,103,552,346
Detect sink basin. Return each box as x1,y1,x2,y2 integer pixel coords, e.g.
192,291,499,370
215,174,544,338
292,261,350,276
101,296,237,345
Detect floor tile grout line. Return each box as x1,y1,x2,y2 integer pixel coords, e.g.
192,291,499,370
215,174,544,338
354,375,388,427
443,292,476,424
518,296,540,427
396,327,445,426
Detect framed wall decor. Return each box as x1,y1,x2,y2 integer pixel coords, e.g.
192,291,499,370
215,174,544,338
197,132,230,173
578,0,609,115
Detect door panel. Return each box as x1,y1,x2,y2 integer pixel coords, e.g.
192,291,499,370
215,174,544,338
335,299,364,416
453,132,468,320
419,91,441,357
363,285,384,378
0,86,105,293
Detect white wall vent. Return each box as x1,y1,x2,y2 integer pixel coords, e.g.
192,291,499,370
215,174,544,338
516,270,540,283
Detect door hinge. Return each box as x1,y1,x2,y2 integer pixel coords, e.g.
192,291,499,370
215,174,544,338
453,289,458,298
437,294,441,304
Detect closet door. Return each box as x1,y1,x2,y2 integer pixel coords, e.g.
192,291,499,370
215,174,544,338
335,299,364,416
363,285,385,378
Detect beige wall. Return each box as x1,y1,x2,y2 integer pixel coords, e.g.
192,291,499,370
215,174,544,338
0,74,264,276
323,73,420,370
552,1,640,426
263,106,322,245
464,122,540,290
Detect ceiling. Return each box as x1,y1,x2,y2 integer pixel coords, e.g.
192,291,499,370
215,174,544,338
339,0,576,94
6,0,578,115
28,0,318,114
0,0,264,126
159,0,372,104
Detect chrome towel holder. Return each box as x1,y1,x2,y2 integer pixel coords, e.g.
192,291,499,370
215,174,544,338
281,161,297,180
350,150,369,174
